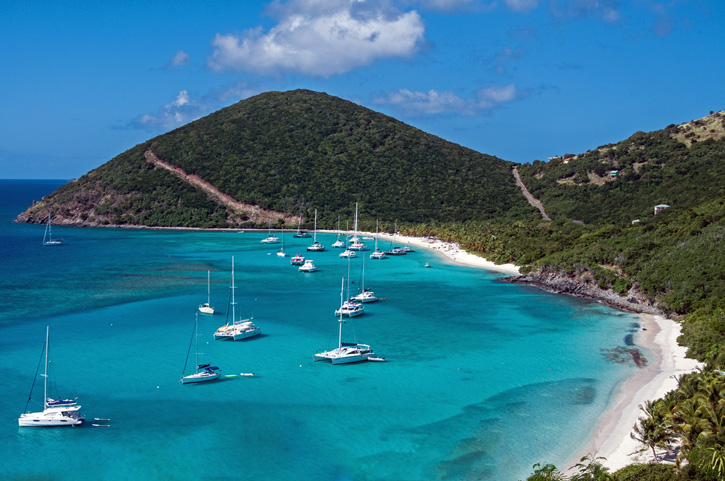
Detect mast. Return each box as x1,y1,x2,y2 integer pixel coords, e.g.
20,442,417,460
336,216,341,240
313,209,318,243
354,203,358,240
231,256,237,324
374,219,379,251
338,278,345,349
43,326,49,409
195,314,199,373
207,271,211,305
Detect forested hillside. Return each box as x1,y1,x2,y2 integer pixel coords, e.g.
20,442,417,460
17,90,532,229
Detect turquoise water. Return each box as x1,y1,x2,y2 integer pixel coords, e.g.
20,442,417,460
0,180,642,480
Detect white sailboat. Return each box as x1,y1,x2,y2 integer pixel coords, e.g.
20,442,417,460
370,219,387,259
314,278,374,365
307,209,325,251
352,256,378,303
199,271,215,314
42,213,63,246
335,256,365,317
331,216,345,248
19,326,85,426
294,212,311,238
277,227,287,257
261,217,280,244
349,203,366,251
385,221,406,256
182,314,221,384
214,257,261,341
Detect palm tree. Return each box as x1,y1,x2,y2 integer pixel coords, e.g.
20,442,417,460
630,400,675,462
523,463,566,481
673,398,707,467
568,454,614,481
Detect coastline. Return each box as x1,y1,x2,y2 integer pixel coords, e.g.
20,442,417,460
564,314,703,472
359,231,703,474
362,231,521,275
39,222,703,473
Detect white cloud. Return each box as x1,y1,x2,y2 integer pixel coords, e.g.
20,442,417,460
505,0,538,13
132,83,262,131
207,0,425,77
476,83,517,107
372,84,517,116
549,0,621,23
170,50,191,67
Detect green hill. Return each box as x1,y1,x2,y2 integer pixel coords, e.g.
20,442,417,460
17,89,533,229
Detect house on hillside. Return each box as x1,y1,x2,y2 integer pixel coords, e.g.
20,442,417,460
654,204,670,215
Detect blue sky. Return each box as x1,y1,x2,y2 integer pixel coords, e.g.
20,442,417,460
1,0,723,179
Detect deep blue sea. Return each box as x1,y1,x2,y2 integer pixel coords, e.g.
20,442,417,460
0,179,643,481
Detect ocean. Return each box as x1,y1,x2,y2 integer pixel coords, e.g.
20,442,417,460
0,179,642,480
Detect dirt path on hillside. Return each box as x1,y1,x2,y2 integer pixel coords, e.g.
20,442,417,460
512,166,551,221
145,150,299,225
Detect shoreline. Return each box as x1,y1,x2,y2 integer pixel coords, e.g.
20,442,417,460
564,314,703,472
42,222,702,472
362,231,703,473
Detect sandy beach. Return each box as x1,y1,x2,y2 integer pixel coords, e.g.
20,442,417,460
364,231,703,473
565,314,703,472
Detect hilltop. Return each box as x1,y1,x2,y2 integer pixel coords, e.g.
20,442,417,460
16,89,533,230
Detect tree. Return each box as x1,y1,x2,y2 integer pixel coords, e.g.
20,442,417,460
631,400,676,462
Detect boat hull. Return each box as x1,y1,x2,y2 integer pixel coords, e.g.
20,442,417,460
19,407,85,427
199,304,214,315
181,372,221,384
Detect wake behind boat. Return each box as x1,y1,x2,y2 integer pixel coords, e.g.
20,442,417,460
19,326,85,427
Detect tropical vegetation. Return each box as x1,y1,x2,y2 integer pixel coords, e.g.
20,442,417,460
14,90,725,478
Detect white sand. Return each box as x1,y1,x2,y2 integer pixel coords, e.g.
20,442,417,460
368,232,521,275
355,231,703,472
325,229,702,472
565,314,703,472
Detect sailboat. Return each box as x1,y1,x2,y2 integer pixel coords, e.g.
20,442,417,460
19,326,85,426
261,217,280,244
199,271,215,314
277,227,287,257
352,256,378,303
369,219,387,259
331,216,345,248
307,209,325,251
294,211,311,238
385,221,406,256
182,314,221,384
214,257,261,341
314,278,374,365
335,256,365,317
349,203,366,251
42,213,63,246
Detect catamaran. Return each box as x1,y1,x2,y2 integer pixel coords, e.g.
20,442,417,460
331,216,345,248
213,257,261,341
19,326,85,426
307,209,325,251
369,219,387,259
261,217,280,244
314,278,374,365
352,256,378,303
